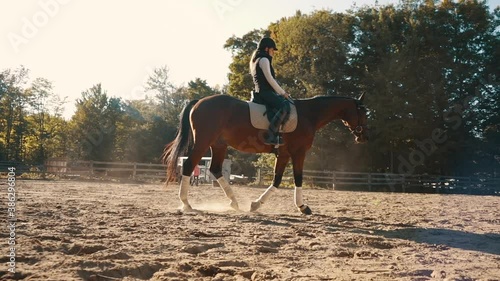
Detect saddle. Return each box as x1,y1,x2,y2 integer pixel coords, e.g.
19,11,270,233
248,91,298,133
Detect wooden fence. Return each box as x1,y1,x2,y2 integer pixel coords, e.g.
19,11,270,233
43,160,167,180
7,159,498,195
257,169,500,195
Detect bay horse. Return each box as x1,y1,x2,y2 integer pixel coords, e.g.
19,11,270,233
162,93,369,215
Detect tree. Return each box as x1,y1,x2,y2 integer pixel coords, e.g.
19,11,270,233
145,65,176,120
114,100,176,163
0,66,30,161
224,30,267,100
69,84,123,161
185,78,220,100
271,10,358,97
25,78,68,163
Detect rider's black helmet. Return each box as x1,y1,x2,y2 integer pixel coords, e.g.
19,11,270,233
257,37,278,51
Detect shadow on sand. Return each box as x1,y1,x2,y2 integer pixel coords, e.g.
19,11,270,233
377,227,499,255
349,223,500,256
312,215,500,256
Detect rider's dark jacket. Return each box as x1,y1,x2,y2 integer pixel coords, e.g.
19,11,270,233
252,51,276,94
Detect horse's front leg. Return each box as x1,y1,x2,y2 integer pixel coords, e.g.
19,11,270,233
291,149,312,215
250,154,290,212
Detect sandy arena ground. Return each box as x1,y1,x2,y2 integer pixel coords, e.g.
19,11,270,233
1,180,499,281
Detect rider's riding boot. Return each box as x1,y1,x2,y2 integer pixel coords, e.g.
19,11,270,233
264,110,286,146
264,131,284,146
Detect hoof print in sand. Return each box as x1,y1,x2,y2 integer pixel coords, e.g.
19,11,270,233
65,244,108,255
181,243,225,255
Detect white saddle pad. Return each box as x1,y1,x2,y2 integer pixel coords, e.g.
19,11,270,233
247,102,298,133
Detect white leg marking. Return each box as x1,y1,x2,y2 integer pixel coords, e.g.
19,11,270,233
217,176,239,210
258,185,277,204
294,186,304,208
179,175,192,211
251,185,277,212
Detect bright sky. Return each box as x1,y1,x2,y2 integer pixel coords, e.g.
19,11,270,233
1,0,499,118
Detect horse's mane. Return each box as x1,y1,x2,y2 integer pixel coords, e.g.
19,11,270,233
297,95,367,111
298,95,356,101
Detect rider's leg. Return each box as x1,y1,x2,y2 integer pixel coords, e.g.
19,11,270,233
256,91,288,146
265,107,287,145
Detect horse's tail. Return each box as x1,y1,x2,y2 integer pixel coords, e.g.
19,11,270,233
162,99,199,184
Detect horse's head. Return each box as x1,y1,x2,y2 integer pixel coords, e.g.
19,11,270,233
342,93,369,143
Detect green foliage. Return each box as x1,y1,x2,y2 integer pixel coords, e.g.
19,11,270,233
0,67,68,164
145,65,175,121
116,100,176,163
25,78,68,163
68,84,122,161
224,29,268,100
185,78,221,100
0,66,30,161
272,10,358,97
0,65,217,166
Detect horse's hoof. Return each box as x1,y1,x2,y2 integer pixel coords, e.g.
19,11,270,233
250,201,262,212
180,204,194,212
230,201,240,211
299,205,312,215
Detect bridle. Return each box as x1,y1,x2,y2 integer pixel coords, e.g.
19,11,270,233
348,101,368,137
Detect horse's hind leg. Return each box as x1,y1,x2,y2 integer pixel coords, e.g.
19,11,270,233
178,161,195,211
179,178,192,211
178,142,210,212
210,144,239,211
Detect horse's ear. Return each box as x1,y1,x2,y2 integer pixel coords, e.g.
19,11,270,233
358,93,365,102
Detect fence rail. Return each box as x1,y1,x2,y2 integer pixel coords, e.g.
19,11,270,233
3,160,498,195
257,169,500,195
42,160,167,180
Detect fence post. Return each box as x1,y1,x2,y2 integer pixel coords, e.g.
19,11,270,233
133,163,137,179
368,173,372,191
90,161,94,176
332,171,336,190
257,168,262,185
402,174,406,193
42,162,47,179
